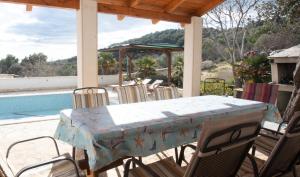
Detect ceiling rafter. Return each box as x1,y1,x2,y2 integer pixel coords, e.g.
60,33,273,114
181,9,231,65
117,14,125,20
164,0,185,13
194,0,224,16
129,0,140,7
26,4,32,11
0,0,79,9
98,3,191,23
0,0,226,24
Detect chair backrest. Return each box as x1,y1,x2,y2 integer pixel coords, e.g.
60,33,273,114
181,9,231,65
203,78,226,95
241,83,279,104
115,85,148,104
184,111,263,177
153,86,179,100
259,111,300,177
73,87,109,109
142,79,152,85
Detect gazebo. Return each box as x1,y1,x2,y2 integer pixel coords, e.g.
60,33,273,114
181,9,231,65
0,0,225,97
100,43,184,85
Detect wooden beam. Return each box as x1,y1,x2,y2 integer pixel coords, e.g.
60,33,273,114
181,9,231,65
118,49,126,86
97,3,191,23
194,0,224,16
26,4,32,11
165,50,172,84
129,0,140,7
117,14,125,20
164,0,185,13
151,19,159,24
0,0,79,9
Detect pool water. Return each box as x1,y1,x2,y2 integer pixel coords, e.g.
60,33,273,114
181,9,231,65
0,92,73,120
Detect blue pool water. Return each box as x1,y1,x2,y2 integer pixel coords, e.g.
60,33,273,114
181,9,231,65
0,92,73,120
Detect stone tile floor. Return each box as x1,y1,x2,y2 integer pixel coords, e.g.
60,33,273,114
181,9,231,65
0,119,183,177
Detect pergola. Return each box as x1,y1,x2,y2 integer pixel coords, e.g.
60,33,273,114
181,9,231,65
0,0,225,96
100,43,184,85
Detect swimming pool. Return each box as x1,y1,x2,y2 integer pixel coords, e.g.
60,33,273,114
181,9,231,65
0,92,73,120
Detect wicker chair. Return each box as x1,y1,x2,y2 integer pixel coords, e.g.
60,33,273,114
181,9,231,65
72,87,109,108
153,86,180,100
72,87,110,174
123,111,263,177
115,85,148,104
4,136,84,177
239,111,300,177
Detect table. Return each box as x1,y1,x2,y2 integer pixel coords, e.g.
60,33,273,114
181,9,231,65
54,95,280,171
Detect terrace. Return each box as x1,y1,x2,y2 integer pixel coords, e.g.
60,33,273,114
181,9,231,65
0,0,300,177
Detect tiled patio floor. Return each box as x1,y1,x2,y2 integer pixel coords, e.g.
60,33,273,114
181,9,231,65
0,119,186,177
1,119,299,177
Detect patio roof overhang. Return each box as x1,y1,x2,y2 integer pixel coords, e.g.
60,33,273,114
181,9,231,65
0,0,225,97
0,0,224,23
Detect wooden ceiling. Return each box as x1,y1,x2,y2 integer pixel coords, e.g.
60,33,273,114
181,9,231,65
0,0,224,23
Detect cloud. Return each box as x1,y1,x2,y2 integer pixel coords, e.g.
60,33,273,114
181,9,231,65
0,3,181,61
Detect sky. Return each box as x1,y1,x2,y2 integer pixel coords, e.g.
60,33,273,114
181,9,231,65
0,3,181,61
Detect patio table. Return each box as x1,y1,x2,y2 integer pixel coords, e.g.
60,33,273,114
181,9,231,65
54,95,280,171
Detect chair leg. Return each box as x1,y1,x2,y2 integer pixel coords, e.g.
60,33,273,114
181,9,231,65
84,150,91,175
252,145,256,156
293,166,298,177
175,147,179,163
72,147,76,160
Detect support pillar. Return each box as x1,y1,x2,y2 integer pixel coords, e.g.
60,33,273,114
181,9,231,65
183,17,202,97
77,0,98,88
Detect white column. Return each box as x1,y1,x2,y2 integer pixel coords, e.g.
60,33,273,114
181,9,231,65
77,0,98,88
183,17,202,97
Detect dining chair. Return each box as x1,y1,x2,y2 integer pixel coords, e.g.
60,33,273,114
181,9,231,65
241,82,279,105
72,87,110,174
4,136,84,177
123,111,263,177
115,85,148,104
73,87,109,109
252,62,300,156
238,111,300,177
153,86,180,100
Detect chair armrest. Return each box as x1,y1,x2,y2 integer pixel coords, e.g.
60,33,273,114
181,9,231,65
124,157,160,177
177,144,197,166
15,155,81,177
245,154,259,177
258,132,281,141
6,136,60,160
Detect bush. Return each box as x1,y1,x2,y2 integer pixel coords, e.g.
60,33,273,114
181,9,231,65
135,56,157,79
234,54,271,83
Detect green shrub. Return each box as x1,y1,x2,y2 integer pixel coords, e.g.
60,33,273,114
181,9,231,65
135,56,157,79
234,55,271,83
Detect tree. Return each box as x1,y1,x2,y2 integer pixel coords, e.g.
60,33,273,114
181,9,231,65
98,52,117,75
254,0,300,50
0,55,19,73
135,56,157,79
171,56,184,87
20,53,48,77
206,0,260,63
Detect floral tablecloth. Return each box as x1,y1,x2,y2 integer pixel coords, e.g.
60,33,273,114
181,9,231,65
54,95,280,170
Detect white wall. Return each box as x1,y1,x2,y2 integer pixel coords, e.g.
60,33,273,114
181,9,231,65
0,75,119,92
